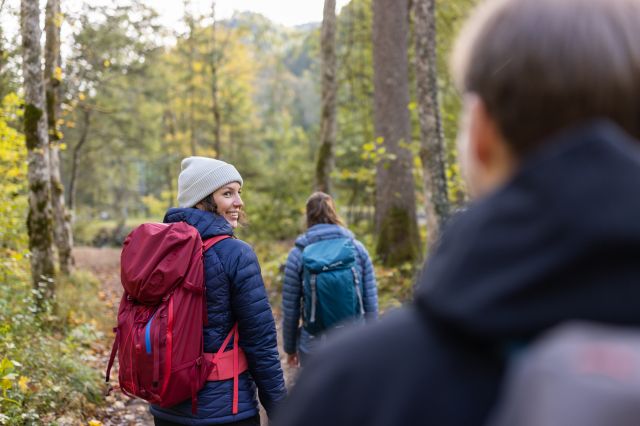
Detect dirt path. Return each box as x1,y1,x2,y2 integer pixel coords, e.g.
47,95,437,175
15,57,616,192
75,246,296,426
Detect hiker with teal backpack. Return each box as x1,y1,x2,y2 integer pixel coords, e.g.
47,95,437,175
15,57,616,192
282,192,378,367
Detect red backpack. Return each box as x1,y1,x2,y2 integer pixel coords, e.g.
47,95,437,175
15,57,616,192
105,222,248,414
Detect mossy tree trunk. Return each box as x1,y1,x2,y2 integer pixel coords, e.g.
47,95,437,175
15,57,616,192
21,0,56,304
372,0,421,266
315,0,337,194
45,0,74,275
414,0,450,250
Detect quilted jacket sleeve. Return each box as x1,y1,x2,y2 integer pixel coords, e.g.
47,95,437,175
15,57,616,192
281,246,303,354
225,240,286,417
355,240,378,320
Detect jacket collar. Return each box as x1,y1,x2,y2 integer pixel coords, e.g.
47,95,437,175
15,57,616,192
163,207,234,239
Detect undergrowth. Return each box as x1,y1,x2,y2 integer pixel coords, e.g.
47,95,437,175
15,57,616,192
0,263,109,425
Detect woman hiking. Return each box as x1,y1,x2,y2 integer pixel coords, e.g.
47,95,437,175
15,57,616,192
151,156,286,425
281,192,378,368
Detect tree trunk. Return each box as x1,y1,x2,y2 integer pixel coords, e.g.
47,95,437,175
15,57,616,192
21,0,56,303
210,1,222,158
185,2,197,156
45,0,74,274
414,0,450,250
68,107,90,211
162,109,177,208
372,0,420,266
315,0,337,194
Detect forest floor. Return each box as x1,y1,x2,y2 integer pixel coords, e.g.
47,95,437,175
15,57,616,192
74,247,296,426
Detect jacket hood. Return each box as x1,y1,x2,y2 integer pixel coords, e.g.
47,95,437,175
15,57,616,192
295,224,355,250
163,207,234,240
416,121,640,342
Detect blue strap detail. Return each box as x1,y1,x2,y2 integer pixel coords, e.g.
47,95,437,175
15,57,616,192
145,313,156,354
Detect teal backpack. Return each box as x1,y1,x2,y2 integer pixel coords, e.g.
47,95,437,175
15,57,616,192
301,237,365,335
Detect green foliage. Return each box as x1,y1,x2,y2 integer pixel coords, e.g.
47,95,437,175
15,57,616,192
73,217,148,247
0,93,28,279
0,254,107,424
334,0,376,222
375,262,417,310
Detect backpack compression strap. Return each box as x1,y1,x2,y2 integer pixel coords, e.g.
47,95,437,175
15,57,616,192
200,234,232,326
203,234,232,252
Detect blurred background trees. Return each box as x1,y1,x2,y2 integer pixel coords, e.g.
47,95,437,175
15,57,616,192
2,0,478,295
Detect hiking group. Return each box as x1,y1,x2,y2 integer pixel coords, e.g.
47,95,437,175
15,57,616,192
107,0,640,424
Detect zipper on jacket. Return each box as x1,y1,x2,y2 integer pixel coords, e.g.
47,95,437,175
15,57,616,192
310,274,317,323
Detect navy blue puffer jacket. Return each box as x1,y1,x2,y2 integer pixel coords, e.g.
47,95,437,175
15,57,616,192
282,224,378,356
150,208,286,425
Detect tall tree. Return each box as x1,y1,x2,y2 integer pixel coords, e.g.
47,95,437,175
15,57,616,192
21,0,56,301
210,0,221,157
184,0,198,156
372,0,420,265
315,0,337,193
414,0,450,249
45,0,74,274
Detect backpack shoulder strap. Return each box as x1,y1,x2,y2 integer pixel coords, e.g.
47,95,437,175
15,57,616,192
203,234,232,252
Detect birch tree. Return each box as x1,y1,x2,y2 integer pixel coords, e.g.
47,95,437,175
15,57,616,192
414,0,450,249
45,0,74,274
21,0,56,301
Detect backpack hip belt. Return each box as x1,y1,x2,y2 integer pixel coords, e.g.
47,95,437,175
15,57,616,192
204,323,248,415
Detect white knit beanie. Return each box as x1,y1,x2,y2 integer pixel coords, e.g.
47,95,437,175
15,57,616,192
177,157,243,208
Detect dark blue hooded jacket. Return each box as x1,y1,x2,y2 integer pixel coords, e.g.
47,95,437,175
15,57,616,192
150,208,286,425
273,122,640,426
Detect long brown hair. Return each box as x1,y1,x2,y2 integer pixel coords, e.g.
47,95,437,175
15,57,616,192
306,192,345,229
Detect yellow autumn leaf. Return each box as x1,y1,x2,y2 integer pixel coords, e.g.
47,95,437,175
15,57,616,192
53,66,63,81
88,420,103,426
103,59,111,68
78,93,86,101
18,376,29,393
362,142,375,152
54,12,64,27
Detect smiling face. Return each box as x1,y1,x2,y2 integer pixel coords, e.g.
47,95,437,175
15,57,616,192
212,182,243,228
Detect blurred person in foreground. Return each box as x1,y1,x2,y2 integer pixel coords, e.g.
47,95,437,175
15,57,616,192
273,0,640,424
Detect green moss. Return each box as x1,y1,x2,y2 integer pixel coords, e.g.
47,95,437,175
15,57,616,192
315,142,333,192
376,206,421,266
24,103,43,150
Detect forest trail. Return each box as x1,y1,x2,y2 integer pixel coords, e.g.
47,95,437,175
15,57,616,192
74,246,295,426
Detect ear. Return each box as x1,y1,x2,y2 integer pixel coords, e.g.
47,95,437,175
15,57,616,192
464,95,515,197
468,96,501,170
